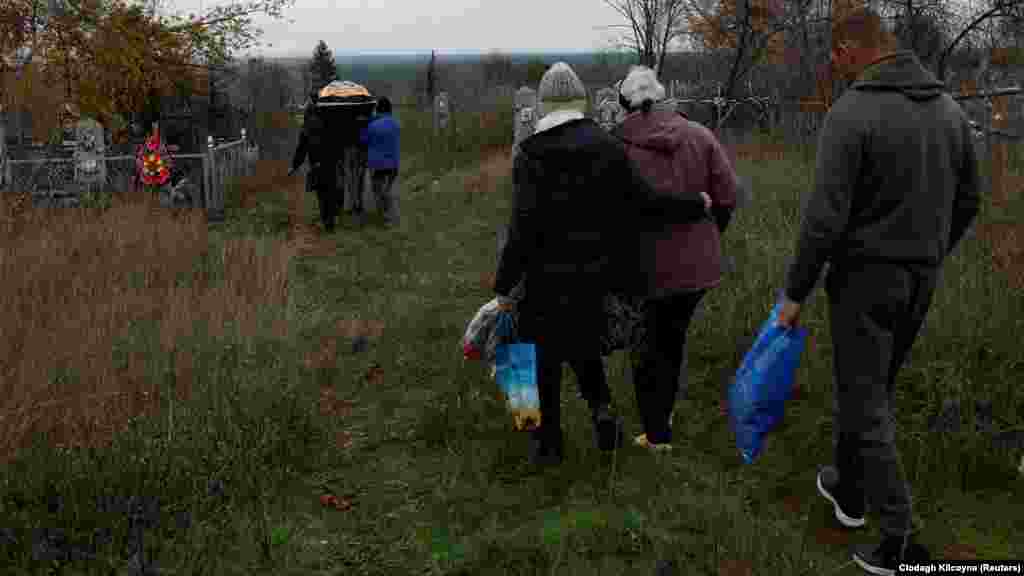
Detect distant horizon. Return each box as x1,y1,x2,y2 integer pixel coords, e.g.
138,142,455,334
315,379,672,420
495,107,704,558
262,48,685,61
306,48,619,58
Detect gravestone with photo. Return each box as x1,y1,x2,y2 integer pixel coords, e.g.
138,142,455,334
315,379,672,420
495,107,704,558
595,86,624,132
73,116,107,194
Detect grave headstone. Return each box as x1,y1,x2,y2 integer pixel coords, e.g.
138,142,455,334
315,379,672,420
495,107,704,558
596,86,625,132
513,106,537,152
73,116,107,187
594,86,616,108
60,103,78,147
514,86,537,112
512,87,538,157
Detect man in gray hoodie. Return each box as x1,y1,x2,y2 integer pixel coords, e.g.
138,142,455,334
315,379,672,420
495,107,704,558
775,8,980,575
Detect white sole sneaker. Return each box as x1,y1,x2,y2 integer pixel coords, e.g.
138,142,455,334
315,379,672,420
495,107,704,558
852,554,894,576
817,470,866,528
634,434,672,452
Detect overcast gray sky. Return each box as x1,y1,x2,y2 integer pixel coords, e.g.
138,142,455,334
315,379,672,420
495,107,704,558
168,0,629,57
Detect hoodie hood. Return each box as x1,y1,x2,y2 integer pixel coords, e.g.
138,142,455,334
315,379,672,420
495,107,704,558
615,101,690,153
850,50,945,102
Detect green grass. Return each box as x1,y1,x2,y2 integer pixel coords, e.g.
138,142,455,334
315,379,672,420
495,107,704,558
1,108,1022,575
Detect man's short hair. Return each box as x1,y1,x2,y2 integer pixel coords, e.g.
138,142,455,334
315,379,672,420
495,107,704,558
377,96,392,114
833,6,898,52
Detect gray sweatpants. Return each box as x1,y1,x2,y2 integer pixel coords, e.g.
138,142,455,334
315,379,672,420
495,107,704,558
825,260,939,538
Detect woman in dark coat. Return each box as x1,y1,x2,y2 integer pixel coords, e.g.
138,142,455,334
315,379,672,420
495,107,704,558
289,90,339,232
493,62,711,466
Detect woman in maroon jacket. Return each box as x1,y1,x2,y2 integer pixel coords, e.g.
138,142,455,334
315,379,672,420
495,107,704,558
612,66,738,451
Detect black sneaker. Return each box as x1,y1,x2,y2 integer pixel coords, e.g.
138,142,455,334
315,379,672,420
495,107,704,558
817,466,866,528
592,405,623,452
529,428,564,467
852,536,930,576
653,559,678,576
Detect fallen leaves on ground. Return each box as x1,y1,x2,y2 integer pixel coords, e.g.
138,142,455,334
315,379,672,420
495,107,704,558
335,430,354,450
304,337,338,370
814,526,854,547
337,318,386,340
941,543,980,560
365,363,385,386
319,493,355,511
318,387,355,418
781,493,804,515
718,559,755,576
288,223,336,258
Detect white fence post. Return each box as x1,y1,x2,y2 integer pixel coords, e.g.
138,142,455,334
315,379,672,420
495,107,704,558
209,136,225,222
203,135,213,215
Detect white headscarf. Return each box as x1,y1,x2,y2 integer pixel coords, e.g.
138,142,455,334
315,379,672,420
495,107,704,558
619,66,666,110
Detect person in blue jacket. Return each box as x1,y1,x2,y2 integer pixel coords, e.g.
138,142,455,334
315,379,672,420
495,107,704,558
360,97,401,226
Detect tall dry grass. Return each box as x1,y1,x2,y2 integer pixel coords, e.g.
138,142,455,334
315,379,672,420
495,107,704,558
0,192,295,462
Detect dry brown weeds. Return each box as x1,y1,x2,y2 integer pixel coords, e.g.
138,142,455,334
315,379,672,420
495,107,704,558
977,221,1024,289
728,141,788,163
463,148,511,203
0,183,295,461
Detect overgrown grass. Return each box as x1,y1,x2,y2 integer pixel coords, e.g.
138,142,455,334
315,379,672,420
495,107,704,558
1,108,1021,575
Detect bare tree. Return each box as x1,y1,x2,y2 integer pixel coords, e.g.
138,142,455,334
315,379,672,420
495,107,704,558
600,0,690,76
925,0,1024,81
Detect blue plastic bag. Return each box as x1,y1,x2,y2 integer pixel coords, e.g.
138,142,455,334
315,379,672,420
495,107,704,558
728,300,808,464
493,311,541,430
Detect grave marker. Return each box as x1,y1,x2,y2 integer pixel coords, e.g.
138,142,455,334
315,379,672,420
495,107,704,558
514,86,537,112
73,116,107,188
513,87,538,154
595,86,624,132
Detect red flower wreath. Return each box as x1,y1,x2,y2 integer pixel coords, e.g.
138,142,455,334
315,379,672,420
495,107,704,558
135,127,172,189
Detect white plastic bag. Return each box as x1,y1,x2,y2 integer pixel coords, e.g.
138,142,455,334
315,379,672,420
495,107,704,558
462,298,502,362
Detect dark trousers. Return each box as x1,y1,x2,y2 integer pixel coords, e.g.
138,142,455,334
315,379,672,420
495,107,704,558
632,289,707,444
535,346,610,443
340,147,367,214
311,161,339,232
825,261,939,538
519,296,610,445
370,168,399,223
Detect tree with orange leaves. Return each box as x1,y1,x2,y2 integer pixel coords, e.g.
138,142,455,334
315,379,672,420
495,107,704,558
686,0,796,99
687,0,893,105
1,0,295,134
